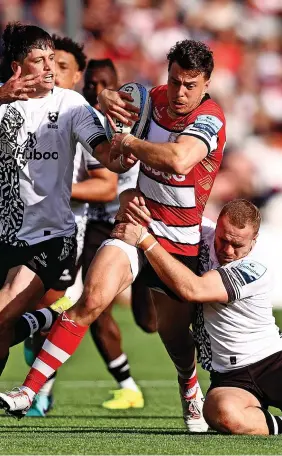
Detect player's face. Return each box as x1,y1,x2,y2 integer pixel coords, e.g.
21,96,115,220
17,47,56,97
167,62,210,116
215,215,257,266
83,67,117,109
55,50,81,90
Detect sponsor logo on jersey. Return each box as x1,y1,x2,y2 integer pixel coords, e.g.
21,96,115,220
194,115,223,137
16,149,59,160
48,111,59,129
234,260,267,285
141,162,185,182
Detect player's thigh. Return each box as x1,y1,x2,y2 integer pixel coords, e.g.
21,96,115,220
204,387,261,432
75,239,144,315
131,271,157,333
0,265,44,320
151,289,196,334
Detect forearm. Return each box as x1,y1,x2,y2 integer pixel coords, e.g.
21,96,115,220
123,137,181,173
139,235,201,302
94,140,136,174
72,179,116,203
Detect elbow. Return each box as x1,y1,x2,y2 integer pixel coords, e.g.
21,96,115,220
170,156,192,176
102,184,118,203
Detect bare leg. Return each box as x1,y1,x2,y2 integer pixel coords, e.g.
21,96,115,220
0,265,44,361
204,387,269,435
131,271,157,334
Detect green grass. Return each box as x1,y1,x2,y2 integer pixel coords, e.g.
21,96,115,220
1,307,282,455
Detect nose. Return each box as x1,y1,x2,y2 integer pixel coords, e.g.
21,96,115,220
44,59,52,71
223,244,234,255
176,83,185,98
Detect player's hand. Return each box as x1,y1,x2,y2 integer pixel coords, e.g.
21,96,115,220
98,88,139,125
110,133,126,161
0,67,43,103
116,189,152,226
111,222,148,246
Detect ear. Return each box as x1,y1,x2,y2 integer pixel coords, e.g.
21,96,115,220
11,61,20,75
73,71,82,86
251,233,259,247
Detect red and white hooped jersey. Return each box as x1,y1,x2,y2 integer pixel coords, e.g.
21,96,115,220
138,85,226,257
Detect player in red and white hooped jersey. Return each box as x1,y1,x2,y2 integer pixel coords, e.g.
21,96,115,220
0,40,224,432
139,85,225,258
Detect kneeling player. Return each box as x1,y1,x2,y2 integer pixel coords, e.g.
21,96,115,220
110,199,282,436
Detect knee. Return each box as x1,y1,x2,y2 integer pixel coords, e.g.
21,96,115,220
204,398,246,435
134,315,157,334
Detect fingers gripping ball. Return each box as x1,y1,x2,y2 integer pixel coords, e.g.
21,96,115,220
105,83,151,142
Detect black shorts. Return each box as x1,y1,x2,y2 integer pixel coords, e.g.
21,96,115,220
52,217,86,291
208,350,282,410
143,254,199,300
0,234,77,292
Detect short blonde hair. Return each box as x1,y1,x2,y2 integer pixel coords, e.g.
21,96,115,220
219,199,261,235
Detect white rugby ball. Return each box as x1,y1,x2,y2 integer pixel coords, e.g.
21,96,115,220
105,82,151,142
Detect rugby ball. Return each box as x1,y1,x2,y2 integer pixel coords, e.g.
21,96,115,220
105,82,151,142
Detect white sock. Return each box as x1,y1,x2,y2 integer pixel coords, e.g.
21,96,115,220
119,377,139,392
20,386,36,402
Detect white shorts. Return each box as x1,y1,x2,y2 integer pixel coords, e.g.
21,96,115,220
98,238,145,280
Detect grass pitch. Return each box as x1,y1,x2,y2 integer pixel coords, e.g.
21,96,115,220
1,306,282,455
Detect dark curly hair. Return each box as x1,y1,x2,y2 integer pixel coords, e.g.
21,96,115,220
52,35,86,72
86,59,117,77
167,40,214,80
0,22,54,82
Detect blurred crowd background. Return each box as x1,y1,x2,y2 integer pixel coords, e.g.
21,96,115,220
0,0,281,223
0,0,281,298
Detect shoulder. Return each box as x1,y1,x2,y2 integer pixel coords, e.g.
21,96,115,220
223,258,269,285
189,96,226,129
55,87,88,107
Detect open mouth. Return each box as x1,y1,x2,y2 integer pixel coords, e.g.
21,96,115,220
44,74,54,83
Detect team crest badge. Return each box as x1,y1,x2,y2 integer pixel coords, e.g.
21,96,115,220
48,111,59,129
48,111,59,123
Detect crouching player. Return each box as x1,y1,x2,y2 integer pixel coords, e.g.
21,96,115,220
111,198,282,435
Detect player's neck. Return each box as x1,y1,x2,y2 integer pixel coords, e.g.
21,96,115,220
28,89,52,99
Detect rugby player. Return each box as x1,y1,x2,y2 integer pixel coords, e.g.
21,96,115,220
82,59,157,410
0,22,130,379
109,198,282,436
23,37,118,417
0,39,225,432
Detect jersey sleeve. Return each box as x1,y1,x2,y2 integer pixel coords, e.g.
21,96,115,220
181,113,224,156
82,148,105,171
217,259,269,303
69,92,107,152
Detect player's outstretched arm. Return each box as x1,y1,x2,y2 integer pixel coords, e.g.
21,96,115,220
0,67,43,104
112,222,228,304
93,140,139,174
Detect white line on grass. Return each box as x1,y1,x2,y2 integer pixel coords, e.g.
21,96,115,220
0,379,178,388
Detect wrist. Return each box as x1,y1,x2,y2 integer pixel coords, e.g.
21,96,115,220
119,155,131,170
138,233,157,251
121,133,136,154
